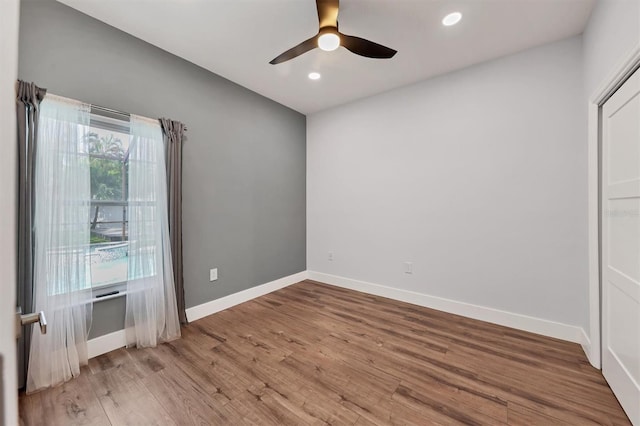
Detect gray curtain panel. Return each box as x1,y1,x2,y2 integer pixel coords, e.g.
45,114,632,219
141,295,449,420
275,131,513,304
159,118,187,324
16,80,47,388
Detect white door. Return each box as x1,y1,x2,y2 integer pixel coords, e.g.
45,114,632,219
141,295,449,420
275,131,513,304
602,66,640,426
0,0,21,424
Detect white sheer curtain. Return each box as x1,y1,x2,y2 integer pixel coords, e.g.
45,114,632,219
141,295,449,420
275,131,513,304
125,115,181,347
27,95,92,393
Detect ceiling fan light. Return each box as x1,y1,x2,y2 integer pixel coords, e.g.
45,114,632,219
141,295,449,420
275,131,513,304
442,12,462,26
318,33,340,51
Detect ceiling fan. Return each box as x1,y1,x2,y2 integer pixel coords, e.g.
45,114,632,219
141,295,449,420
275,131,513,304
269,0,397,65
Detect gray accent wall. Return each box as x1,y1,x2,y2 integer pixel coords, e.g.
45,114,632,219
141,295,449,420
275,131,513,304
19,0,306,338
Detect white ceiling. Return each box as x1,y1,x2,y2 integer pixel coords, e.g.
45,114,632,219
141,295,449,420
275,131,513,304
58,0,595,114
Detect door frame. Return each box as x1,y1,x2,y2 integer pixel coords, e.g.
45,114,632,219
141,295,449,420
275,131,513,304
0,0,20,423
587,43,640,369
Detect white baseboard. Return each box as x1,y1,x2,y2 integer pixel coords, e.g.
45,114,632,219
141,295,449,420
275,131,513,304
86,271,308,359
185,271,308,322
581,328,598,368
308,271,586,344
87,329,127,359
88,271,592,362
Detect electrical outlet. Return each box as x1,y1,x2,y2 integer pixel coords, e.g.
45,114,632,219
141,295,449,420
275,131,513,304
403,262,413,274
209,268,218,282
328,252,334,261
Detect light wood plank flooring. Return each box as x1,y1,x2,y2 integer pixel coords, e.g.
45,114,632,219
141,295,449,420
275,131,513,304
19,280,630,425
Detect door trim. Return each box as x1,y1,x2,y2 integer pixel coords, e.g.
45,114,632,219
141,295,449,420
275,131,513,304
587,43,640,369
0,0,20,423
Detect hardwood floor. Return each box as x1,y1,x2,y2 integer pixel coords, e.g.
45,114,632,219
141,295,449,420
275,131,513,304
19,280,630,425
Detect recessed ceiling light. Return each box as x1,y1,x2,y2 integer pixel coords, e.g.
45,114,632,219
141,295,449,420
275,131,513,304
308,72,321,80
442,12,462,26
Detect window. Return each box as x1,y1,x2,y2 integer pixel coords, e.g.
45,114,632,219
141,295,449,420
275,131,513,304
87,109,131,291
28,94,181,392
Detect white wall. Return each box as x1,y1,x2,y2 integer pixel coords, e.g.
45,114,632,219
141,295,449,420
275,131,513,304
583,0,640,96
308,36,589,331
0,0,20,424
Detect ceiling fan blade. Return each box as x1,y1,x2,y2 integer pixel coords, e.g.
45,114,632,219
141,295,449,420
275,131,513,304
316,0,339,28
269,35,319,64
340,33,397,59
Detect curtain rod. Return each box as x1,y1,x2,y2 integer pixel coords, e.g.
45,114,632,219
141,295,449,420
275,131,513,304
20,83,187,131
41,90,187,132
91,104,187,131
